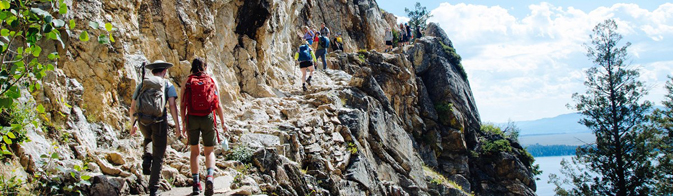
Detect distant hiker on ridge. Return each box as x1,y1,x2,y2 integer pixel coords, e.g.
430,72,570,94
294,41,317,92
303,26,315,46
385,27,393,52
320,23,331,38
180,58,228,196
332,32,344,51
312,27,320,49
400,23,408,47
130,60,183,196
315,31,330,70
405,23,412,43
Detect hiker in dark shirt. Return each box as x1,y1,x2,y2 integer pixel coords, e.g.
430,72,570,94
405,23,412,42
415,26,423,40
332,32,344,51
320,23,331,38
130,60,183,196
315,32,330,70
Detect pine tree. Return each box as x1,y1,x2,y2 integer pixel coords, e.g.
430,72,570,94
404,2,432,33
652,76,673,194
550,19,658,196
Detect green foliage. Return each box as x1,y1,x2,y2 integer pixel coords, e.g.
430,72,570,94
554,19,659,195
392,28,400,46
225,145,254,164
438,41,467,81
469,150,479,158
480,123,504,137
422,166,473,195
32,144,91,195
423,166,447,185
232,163,252,187
405,2,432,33
429,177,442,185
0,0,114,112
434,102,456,127
0,101,40,158
482,139,511,154
0,172,23,196
480,121,519,141
0,0,65,109
651,76,673,194
347,142,357,155
357,49,367,62
59,132,71,144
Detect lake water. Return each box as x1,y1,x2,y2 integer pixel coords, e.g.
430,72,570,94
535,155,573,196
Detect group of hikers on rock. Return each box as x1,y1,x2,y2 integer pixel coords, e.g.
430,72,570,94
130,58,226,196
128,21,421,196
385,23,420,52
297,23,337,91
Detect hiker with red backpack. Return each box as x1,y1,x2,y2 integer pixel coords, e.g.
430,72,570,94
294,41,317,92
129,60,183,196
179,58,228,196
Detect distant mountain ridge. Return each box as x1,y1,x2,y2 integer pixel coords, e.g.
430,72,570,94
512,106,664,136
513,113,589,136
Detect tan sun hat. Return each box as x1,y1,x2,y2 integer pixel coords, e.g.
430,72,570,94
144,60,174,70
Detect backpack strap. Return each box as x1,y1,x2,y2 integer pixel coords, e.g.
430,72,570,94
210,76,222,144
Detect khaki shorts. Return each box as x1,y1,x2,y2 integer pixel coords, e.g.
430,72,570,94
187,114,216,147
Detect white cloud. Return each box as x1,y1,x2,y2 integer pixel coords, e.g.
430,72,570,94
428,2,673,122
396,15,410,24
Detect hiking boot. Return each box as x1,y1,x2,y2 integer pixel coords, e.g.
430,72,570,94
205,177,214,196
192,182,202,195
149,188,161,196
302,84,307,92
306,76,312,86
142,156,152,175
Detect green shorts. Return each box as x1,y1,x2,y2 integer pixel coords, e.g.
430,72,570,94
187,114,216,147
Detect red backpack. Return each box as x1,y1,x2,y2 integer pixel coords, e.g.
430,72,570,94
184,73,218,116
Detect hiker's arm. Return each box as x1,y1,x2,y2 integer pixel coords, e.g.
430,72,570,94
179,79,188,134
216,102,227,132
168,97,181,137
213,82,227,132
130,99,136,121
130,99,137,136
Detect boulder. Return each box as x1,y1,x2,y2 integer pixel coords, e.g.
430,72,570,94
106,152,126,165
89,175,130,196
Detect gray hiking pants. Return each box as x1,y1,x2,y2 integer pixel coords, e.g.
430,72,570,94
139,118,168,191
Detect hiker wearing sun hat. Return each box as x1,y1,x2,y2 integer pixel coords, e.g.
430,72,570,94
129,60,184,196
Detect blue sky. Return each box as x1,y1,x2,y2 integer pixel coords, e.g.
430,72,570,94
379,1,673,122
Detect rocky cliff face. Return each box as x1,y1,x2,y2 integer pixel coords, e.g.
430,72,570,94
11,0,536,195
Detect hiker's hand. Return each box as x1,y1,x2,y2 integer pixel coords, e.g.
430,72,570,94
221,124,228,132
130,126,137,136
174,128,180,138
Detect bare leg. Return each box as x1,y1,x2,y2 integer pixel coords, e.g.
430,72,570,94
308,64,315,76
301,67,307,84
204,146,215,170
190,145,200,174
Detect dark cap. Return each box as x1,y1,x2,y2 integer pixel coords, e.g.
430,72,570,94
145,60,174,70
